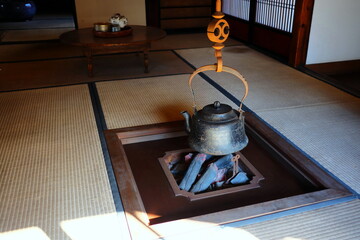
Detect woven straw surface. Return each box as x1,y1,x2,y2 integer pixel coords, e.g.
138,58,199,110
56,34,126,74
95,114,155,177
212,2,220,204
0,43,83,62
257,101,360,193
241,199,360,240
165,199,360,240
1,28,73,42
0,34,240,63
151,33,241,50
176,47,356,111
96,74,239,129
0,85,126,239
0,51,193,92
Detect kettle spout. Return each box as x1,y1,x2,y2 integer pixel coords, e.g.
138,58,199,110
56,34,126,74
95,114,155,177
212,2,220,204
180,111,191,133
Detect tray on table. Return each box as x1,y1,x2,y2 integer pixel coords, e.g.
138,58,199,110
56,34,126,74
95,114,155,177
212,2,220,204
93,26,133,38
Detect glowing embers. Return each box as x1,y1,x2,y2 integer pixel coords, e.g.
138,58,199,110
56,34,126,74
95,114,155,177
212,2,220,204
159,149,264,201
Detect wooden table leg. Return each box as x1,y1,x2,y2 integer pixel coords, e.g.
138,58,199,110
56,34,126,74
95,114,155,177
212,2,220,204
144,49,149,73
83,47,94,77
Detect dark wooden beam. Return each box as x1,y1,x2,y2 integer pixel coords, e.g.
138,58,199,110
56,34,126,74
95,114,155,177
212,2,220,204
146,0,160,27
289,0,315,67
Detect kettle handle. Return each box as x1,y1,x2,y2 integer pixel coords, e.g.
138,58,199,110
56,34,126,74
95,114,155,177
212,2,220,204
188,64,248,115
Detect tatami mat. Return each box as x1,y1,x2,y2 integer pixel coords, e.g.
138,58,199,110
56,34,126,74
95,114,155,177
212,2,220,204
96,74,238,129
1,28,74,42
151,33,241,50
0,85,128,239
257,101,360,193
0,51,193,91
0,33,241,63
241,199,360,240
0,16,75,30
167,199,360,240
176,46,356,111
0,42,83,62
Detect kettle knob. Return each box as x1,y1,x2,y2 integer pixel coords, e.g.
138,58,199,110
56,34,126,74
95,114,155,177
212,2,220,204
214,101,221,109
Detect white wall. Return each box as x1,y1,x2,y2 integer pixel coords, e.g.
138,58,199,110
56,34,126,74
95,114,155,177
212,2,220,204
75,0,146,28
306,0,360,64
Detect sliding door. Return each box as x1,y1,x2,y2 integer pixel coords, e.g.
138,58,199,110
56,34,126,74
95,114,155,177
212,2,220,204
223,0,297,59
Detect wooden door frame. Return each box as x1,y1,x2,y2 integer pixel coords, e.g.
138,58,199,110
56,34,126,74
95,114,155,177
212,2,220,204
223,0,315,67
146,0,160,27
224,0,314,67
289,0,315,67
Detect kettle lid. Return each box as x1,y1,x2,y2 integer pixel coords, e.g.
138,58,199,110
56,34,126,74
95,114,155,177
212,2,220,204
198,101,238,122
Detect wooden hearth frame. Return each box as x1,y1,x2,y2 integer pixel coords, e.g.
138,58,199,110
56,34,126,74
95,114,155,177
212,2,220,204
104,112,352,239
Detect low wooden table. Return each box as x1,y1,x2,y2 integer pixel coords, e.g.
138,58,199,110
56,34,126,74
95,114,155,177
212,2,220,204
59,25,166,77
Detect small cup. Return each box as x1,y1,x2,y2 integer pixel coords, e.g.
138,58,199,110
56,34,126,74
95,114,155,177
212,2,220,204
111,25,121,32
94,22,111,32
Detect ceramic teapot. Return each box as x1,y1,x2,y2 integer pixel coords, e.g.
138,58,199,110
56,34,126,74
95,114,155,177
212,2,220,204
109,13,128,28
181,65,249,155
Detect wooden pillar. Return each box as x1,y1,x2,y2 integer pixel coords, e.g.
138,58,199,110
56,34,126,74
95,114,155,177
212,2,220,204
248,0,257,43
145,0,160,27
289,0,315,67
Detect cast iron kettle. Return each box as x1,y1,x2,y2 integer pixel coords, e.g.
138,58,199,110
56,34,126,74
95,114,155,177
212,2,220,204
181,65,249,156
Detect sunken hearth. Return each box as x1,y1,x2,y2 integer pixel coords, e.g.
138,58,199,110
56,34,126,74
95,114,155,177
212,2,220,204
158,149,265,202
104,112,352,239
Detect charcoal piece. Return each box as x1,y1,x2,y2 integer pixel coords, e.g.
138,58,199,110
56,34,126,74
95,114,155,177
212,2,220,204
165,154,180,169
228,172,249,185
184,153,193,163
190,163,218,193
171,162,187,175
170,153,193,176
213,168,227,182
213,154,233,169
215,181,225,188
178,153,211,191
190,154,233,193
